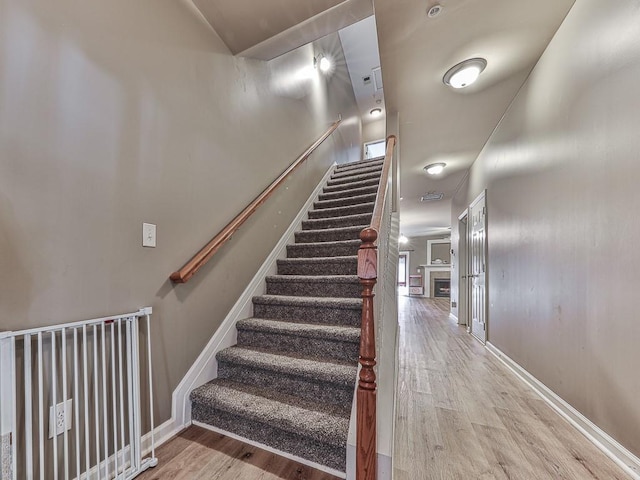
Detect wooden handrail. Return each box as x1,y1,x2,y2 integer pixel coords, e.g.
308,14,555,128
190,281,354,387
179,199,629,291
356,135,396,480
170,120,341,284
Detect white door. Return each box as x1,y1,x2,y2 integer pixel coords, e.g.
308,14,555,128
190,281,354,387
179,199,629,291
469,192,487,343
457,211,469,326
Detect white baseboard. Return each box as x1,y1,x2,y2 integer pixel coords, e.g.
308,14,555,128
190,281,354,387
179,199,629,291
486,342,640,480
192,420,346,479
171,164,336,429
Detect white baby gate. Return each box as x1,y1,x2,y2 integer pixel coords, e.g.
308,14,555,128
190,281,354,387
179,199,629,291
0,308,157,480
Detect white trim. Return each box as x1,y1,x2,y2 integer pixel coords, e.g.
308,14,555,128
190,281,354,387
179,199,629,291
193,420,347,479
486,342,640,480
171,164,337,428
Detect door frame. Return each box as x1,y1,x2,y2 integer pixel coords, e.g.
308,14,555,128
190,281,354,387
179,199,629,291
457,208,469,327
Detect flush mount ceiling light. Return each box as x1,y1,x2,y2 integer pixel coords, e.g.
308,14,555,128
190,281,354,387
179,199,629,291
370,108,382,117
424,162,446,175
314,54,331,73
443,58,487,89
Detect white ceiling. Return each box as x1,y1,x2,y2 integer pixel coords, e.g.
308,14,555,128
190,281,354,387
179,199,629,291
189,0,576,237
375,0,576,236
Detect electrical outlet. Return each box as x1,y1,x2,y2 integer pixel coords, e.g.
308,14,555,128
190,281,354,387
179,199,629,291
49,399,72,438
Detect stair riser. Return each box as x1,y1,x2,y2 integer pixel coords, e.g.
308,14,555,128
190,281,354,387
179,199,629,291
286,243,359,258
218,361,355,407
277,260,357,276
323,178,380,193
266,280,362,298
302,214,372,230
335,159,384,174
330,166,382,180
252,303,361,327
190,406,346,471
294,228,363,243
317,186,378,201
307,203,374,219
313,194,377,210
236,330,359,362
326,172,381,187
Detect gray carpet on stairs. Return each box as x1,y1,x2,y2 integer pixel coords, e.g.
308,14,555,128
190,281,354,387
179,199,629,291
190,159,382,473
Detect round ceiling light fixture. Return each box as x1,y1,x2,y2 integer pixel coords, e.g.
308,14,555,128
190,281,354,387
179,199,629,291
424,162,446,175
443,58,487,89
370,108,383,117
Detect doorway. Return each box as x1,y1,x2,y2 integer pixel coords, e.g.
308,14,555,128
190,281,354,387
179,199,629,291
457,210,469,327
468,191,487,344
398,252,409,296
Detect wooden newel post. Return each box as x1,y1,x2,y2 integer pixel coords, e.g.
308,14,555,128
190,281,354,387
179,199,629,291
357,227,378,480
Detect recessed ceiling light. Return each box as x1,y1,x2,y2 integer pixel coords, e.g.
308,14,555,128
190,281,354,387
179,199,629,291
427,5,443,17
443,58,487,89
424,162,446,175
370,108,383,117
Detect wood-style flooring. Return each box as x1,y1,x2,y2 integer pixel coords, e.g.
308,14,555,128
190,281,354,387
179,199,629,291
394,296,630,480
136,425,340,480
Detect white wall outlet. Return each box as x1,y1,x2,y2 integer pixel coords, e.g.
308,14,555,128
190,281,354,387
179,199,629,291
48,399,72,438
142,223,156,248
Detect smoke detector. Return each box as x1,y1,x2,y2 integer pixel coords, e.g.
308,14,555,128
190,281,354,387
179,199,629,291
427,4,443,18
421,192,444,202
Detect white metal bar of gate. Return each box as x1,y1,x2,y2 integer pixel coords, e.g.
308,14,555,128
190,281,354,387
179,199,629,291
0,308,156,480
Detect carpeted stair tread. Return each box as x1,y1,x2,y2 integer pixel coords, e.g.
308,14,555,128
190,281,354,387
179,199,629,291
238,317,360,343
190,379,350,447
286,239,360,258
294,225,367,243
314,193,378,210
335,158,384,172
302,213,372,230
330,165,382,180
307,202,374,219
217,346,357,385
317,185,378,201
265,274,361,298
277,256,357,275
325,171,381,186
253,294,362,310
322,177,380,193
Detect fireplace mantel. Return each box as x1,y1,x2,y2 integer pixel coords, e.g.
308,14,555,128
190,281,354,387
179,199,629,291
419,264,451,298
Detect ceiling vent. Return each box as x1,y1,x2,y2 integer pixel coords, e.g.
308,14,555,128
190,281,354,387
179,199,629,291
372,67,383,92
421,192,444,202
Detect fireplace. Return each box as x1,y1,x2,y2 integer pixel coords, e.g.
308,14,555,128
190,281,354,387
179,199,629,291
433,278,451,298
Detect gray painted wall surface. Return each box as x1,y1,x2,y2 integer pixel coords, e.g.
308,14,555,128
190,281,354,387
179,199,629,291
451,0,640,456
0,0,360,424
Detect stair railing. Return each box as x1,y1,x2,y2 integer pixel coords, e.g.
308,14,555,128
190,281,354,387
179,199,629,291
170,120,341,284
357,135,397,480
0,308,157,480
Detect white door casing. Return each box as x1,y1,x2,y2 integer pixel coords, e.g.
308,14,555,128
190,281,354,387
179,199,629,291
469,192,487,343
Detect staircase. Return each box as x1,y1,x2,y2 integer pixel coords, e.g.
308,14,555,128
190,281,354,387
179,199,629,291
190,157,384,473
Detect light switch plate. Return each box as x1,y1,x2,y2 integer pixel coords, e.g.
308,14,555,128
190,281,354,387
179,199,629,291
143,223,156,247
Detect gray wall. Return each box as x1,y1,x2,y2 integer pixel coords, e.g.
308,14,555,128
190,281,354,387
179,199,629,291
451,0,640,457
0,0,360,423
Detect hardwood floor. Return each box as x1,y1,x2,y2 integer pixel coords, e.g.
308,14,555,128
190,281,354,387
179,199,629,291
393,296,630,480
136,426,340,480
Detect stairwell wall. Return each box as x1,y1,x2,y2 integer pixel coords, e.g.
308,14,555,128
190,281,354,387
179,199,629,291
451,0,640,458
0,0,360,426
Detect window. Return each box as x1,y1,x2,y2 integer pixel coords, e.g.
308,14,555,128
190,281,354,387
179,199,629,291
398,254,407,286
364,139,385,159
